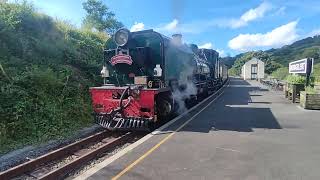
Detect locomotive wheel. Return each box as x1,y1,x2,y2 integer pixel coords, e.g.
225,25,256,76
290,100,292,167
157,99,172,117
156,93,174,116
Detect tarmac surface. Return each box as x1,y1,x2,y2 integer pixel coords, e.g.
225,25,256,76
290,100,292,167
75,78,320,180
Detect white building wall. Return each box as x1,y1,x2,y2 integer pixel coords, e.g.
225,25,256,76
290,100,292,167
241,58,265,80
241,65,245,78
258,61,265,79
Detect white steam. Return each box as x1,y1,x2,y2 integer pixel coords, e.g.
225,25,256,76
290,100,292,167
169,41,198,114
172,80,197,114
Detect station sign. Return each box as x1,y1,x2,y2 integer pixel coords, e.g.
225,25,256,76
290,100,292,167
289,58,313,74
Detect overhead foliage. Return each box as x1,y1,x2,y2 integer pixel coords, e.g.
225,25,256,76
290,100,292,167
82,0,123,34
0,1,110,154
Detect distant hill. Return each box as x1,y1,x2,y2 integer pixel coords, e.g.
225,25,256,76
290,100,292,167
228,35,320,76
266,35,320,66
220,52,246,68
220,56,236,68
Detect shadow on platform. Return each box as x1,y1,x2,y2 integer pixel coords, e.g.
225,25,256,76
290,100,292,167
169,78,282,133
229,79,251,85
210,106,281,132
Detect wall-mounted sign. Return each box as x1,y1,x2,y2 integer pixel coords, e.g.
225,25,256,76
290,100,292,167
289,58,313,74
110,54,133,66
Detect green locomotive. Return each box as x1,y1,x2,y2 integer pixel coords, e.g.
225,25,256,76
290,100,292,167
90,28,227,131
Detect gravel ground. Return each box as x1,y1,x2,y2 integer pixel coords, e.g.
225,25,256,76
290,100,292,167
66,135,144,179
0,125,103,172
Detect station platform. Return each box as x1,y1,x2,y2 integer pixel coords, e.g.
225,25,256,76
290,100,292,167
75,78,320,180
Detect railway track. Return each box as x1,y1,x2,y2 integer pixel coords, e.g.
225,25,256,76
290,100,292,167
0,131,137,180
0,81,228,180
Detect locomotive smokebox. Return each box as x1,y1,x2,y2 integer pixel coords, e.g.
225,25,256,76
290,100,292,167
172,33,182,46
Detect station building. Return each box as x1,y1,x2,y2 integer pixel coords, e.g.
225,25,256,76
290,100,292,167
241,57,265,80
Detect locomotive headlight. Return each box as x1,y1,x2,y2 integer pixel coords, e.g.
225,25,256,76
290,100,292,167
114,28,130,46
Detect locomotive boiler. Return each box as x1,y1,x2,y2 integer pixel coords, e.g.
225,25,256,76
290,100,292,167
89,28,227,131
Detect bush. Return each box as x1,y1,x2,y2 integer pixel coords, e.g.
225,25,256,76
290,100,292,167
271,67,289,80
228,67,239,76
285,74,306,84
305,86,318,94
312,63,320,83
0,2,108,154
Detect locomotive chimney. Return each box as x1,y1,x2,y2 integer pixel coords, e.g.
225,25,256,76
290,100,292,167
172,33,182,46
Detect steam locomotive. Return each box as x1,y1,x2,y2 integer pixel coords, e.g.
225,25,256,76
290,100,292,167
90,28,228,131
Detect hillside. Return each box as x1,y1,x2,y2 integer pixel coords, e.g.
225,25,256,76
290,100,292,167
0,2,107,153
228,35,320,77
267,35,320,66
220,52,246,68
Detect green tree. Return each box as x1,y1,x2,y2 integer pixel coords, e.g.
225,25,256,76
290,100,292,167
82,0,123,34
271,67,289,80
228,67,238,76
265,60,282,74
312,63,320,82
229,51,284,75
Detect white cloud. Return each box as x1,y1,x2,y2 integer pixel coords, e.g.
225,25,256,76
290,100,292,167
163,19,179,31
154,3,272,34
198,43,227,57
228,21,299,51
241,2,271,22
216,49,226,57
153,2,273,33
273,6,286,16
155,19,198,34
130,22,145,32
307,29,320,37
229,2,272,28
155,19,179,33
198,43,213,49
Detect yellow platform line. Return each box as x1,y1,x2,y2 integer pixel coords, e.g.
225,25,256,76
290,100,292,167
112,82,229,180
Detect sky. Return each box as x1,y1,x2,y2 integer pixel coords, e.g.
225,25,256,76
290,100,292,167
18,0,320,57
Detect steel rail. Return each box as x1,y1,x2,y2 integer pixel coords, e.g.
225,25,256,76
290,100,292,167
0,131,132,180
38,132,133,180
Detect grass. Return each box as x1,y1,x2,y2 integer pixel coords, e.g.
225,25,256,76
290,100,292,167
0,2,107,154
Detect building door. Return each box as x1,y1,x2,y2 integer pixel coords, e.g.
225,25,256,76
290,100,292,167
251,64,258,79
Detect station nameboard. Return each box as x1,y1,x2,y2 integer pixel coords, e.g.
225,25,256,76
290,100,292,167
289,58,313,74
